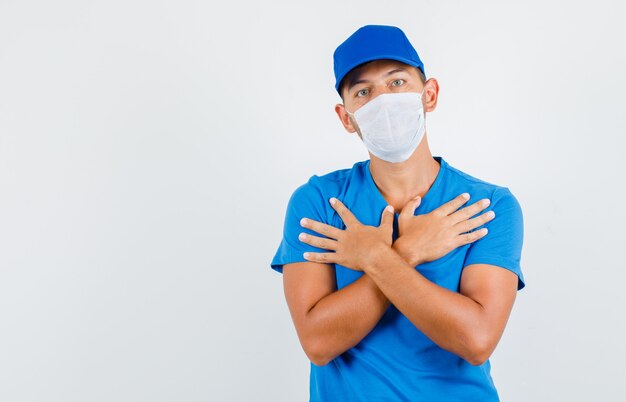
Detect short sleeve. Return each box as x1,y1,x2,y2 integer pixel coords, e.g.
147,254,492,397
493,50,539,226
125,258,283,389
462,187,526,290
270,179,331,274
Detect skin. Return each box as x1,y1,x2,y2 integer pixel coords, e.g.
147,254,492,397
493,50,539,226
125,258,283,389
282,59,518,367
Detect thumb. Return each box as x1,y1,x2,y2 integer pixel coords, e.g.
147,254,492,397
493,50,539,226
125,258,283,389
379,205,395,228
400,196,421,220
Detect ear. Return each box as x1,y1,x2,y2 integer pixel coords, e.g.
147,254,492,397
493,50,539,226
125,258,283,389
422,77,439,113
335,103,357,133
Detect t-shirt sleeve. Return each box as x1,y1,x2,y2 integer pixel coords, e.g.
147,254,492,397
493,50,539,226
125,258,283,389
462,187,526,290
270,179,331,274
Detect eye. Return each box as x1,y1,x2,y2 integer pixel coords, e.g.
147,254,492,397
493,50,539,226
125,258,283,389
391,79,405,87
356,88,369,97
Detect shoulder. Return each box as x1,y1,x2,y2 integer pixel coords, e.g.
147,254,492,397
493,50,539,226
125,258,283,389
442,157,522,210
286,160,367,218
290,160,366,202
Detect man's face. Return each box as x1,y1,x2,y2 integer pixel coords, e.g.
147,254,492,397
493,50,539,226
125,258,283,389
335,59,437,138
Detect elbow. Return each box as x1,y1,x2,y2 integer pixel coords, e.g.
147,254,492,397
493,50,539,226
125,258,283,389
308,353,333,367
463,334,496,366
303,338,335,366
465,350,490,366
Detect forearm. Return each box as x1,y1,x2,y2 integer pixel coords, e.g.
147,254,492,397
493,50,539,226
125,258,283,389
303,274,390,365
364,246,489,364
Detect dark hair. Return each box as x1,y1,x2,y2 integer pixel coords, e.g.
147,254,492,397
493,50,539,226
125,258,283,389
339,62,426,101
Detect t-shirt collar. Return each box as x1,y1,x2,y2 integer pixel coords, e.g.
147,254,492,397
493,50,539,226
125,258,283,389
363,156,446,216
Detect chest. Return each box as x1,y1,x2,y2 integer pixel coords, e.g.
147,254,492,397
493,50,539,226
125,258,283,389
328,195,472,293
334,241,471,292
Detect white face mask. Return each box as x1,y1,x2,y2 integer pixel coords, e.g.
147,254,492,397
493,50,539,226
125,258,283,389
347,90,426,163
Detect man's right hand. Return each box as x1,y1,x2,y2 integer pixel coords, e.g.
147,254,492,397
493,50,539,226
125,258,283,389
393,193,495,266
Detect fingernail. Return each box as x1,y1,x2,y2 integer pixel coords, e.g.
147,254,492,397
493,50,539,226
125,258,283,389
298,233,307,240
481,228,489,234
303,252,310,258
462,193,470,199
300,218,308,226
329,197,336,205
483,198,491,206
487,211,495,218
386,205,394,213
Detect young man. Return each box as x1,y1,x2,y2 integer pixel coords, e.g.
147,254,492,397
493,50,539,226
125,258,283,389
270,25,525,401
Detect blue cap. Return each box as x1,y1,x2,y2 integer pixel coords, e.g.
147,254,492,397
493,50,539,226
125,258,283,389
333,25,425,96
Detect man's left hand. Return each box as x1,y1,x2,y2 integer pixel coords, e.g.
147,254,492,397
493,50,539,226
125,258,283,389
298,197,394,271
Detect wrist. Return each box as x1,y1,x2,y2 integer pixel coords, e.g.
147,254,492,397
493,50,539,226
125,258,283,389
363,243,395,273
391,238,407,261
392,238,421,267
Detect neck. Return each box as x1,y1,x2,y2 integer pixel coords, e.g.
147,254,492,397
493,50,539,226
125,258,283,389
368,134,440,212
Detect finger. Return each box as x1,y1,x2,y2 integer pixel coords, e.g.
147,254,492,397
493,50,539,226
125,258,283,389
456,227,489,246
379,205,395,228
454,210,495,234
300,217,343,240
435,193,470,216
298,232,338,251
449,198,491,222
399,196,421,221
329,197,360,227
303,251,337,264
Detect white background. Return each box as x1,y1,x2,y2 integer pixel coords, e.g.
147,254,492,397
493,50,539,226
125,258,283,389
1,0,625,401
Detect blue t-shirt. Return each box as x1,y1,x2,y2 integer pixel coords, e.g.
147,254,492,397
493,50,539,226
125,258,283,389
271,156,525,402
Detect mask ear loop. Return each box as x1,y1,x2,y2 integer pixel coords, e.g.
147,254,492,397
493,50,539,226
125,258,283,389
419,88,427,130
344,108,360,135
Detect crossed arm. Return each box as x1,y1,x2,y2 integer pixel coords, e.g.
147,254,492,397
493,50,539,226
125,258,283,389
283,263,389,366
282,196,519,366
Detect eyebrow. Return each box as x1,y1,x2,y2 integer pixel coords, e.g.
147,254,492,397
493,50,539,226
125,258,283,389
347,68,409,92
